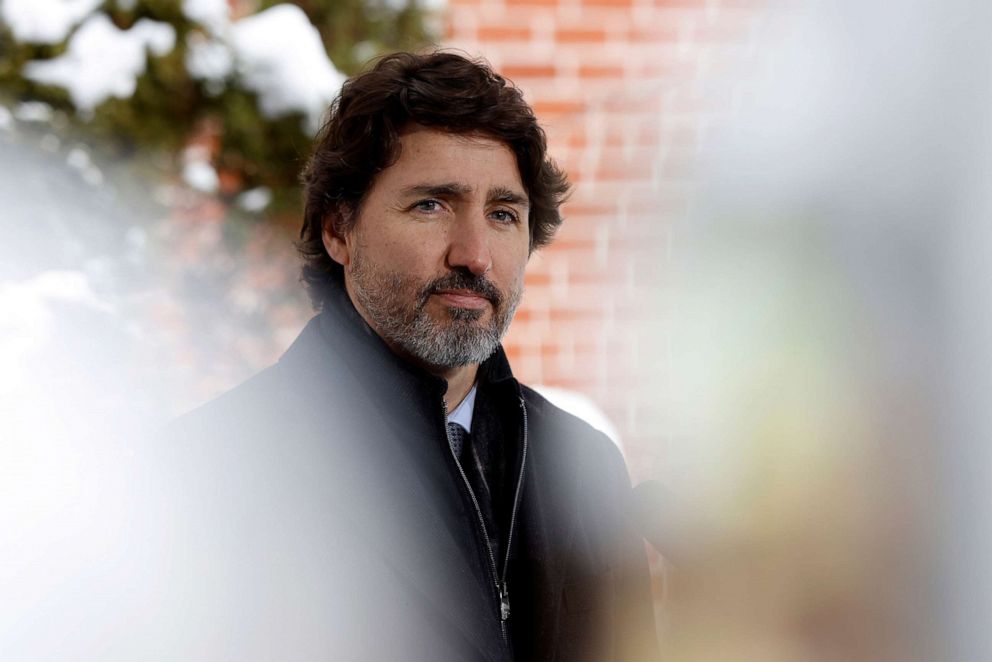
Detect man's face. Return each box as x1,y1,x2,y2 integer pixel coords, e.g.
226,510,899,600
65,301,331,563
323,126,531,369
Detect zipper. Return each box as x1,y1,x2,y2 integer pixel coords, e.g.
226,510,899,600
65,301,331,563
500,396,529,615
442,394,529,651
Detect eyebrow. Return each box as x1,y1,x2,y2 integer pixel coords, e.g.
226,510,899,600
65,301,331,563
488,186,529,208
399,183,472,198
399,182,529,208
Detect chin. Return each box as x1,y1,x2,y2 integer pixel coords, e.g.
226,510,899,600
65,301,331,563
444,306,487,323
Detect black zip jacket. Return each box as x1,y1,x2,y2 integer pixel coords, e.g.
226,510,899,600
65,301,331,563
149,284,659,661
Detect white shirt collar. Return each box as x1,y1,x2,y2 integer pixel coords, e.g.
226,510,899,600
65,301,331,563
447,383,478,433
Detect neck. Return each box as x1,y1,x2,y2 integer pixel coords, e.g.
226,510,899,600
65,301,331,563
341,279,479,411
384,345,479,411
380,342,478,410
439,364,478,411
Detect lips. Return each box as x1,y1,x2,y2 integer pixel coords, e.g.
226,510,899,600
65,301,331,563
423,273,502,310
434,289,491,309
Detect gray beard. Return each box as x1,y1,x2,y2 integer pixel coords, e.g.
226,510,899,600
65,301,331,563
347,253,521,369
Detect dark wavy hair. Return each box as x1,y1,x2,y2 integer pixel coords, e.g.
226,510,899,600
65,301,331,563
298,51,571,310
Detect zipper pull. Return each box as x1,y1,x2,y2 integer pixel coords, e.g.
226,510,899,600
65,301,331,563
499,581,511,621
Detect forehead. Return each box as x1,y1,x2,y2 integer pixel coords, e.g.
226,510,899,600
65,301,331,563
373,127,526,196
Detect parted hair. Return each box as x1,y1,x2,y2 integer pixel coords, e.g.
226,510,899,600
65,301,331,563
298,51,571,310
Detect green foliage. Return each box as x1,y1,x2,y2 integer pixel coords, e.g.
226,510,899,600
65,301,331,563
0,0,435,204
279,0,435,74
88,44,201,154
108,0,192,29
213,88,312,189
0,23,70,107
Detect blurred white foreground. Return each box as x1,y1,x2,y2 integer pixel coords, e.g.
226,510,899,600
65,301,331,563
660,1,992,660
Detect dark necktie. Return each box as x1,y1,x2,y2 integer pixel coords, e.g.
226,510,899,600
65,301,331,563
447,421,468,457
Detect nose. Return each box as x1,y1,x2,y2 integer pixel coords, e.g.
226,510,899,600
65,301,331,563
446,214,492,276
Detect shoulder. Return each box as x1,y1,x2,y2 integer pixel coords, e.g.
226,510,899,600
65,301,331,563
166,364,287,445
517,383,638,569
518,383,631,490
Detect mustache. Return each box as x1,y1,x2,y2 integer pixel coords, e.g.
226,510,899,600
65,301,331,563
420,271,503,308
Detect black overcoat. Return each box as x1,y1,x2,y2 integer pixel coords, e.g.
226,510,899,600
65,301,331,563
142,287,658,661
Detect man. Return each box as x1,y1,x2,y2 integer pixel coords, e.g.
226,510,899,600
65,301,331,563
157,52,657,662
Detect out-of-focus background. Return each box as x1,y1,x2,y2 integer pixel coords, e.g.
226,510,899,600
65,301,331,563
3,0,991,660
1,0,740,463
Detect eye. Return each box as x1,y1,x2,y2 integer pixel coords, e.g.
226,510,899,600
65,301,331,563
490,208,520,224
410,199,443,214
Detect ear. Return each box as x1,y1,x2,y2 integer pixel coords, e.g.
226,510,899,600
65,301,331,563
321,212,352,267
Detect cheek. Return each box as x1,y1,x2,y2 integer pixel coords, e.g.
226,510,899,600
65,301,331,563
356,228,411,266
365,237,445,284
495,246,529,290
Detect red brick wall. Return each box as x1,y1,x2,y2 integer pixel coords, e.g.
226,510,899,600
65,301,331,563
443,0,760,481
